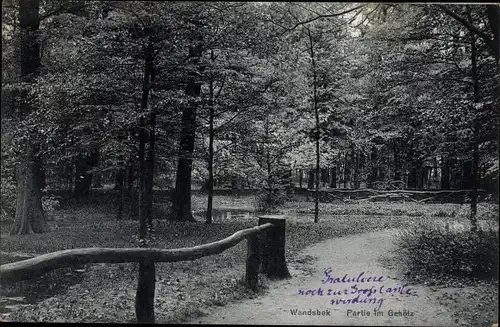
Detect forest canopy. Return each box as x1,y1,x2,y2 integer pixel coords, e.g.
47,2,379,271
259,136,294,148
1,2,498,233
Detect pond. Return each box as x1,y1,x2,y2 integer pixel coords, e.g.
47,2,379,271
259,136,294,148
0,296,31,319
196,208,257,222
194,208,305,223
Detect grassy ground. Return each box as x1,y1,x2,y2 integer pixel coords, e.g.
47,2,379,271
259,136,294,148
0,194,498,323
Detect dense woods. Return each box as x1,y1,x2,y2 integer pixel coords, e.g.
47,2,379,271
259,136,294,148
1,2,498,234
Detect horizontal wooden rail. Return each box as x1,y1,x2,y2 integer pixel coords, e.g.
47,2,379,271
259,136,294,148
0,217,291,324
0,223,274,284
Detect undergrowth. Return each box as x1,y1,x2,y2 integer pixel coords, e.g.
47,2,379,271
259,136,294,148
395,222,499,283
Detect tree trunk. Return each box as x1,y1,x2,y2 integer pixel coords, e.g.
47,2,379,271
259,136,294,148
343,152,350,189
138,40,154,239
470,134,479,231
462,160,473,189
393,144,401,181
407,166,417,189
307,170,314,189
114,169,125,190
330,166,336,188
368,147,377,189
138,119,147,239
74,164,93,197
116,168,125,220
441,156,450,190
11,0,50,235
299,169,303,188
485,5,500,64
449,158,460,189
469,21,480,231
419,167,426,190
11,149,50,235
93,172,102,188
307,30,320,224
353,149,359,189
74,151,98,198
171,38,202,222
146,112,156,227
206,73,215,224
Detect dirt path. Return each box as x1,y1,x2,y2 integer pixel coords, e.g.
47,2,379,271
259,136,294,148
185,229,457,326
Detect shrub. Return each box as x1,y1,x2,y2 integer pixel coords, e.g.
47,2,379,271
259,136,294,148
395,222,499,281
255,187,287,213
1,175,16,223
42,195,61,213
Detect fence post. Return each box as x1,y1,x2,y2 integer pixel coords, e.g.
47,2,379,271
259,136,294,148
245,234,260,291
258,215,291,279
135,259,156,323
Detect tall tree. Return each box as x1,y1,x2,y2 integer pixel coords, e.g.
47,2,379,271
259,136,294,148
171,22,202,222
10,0,50,235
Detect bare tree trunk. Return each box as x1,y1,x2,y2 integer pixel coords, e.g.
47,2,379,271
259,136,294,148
74,150,98,198
206,55,215,224
307,29,320,223
116,167,125,220
171,38,202,222
462,160,473,189
441,156,450,190
330,166,336,188
138,40,154,240
11,149,49,234
469,18,480,231
307,170,314,190
393,143,401,181
11,0,49,235
368,147,377,189
146,112,156,227
343,152,350,189
353,148,359,189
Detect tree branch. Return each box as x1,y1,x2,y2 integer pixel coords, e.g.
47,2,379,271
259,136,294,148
40,2,88,21
435,4,498,60
284,4,367,33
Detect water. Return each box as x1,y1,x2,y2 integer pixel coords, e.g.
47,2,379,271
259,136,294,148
196,209,303,223
0,296,30,319
202,208,256,222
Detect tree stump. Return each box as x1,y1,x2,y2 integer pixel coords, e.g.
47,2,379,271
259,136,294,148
135,259,156,323
258,216,291,279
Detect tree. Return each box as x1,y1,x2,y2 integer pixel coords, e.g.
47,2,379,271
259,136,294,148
10,0,50,235
170,22,202,222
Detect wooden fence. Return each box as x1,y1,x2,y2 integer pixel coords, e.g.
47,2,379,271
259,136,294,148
0,216,291,323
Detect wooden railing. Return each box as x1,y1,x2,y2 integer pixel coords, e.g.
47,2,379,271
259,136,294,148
0,216,291,323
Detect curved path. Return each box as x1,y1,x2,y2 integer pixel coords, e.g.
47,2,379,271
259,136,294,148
185,229,456,326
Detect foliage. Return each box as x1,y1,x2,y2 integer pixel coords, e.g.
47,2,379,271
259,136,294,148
1,133,16,223
395,222,499,281
0,178,16,223
41,195,61,217
254,187,288,213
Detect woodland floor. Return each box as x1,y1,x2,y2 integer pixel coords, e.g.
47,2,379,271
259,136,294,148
187,229,498,326
0,194,498,324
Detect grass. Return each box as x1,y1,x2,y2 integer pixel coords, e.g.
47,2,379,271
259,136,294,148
0,194,498,323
